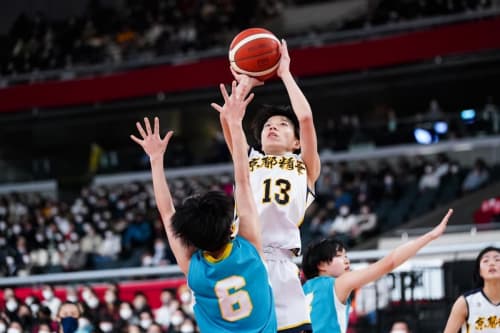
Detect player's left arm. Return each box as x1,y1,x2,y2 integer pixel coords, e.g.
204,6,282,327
277,40,321,188
130,117,195,275
212,81,263,254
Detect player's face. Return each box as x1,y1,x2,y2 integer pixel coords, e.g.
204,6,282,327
319,249,350,277
479,250,500,281
260,115,299,155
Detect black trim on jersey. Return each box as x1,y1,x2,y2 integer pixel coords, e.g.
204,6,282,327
480,288,500,306
462,288,480,322
278,323,312,333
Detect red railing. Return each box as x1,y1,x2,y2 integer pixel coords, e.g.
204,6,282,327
1,17,499,113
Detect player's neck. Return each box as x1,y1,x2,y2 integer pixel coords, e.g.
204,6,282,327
483,280,500,303
263,147,291,156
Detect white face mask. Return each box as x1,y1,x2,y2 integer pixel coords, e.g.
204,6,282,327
171,315,184,326
6,300,18,312
86,297,99,309
66,295,78,303
0,323,5,333
119,308,133,320
38,331,50,333
180,292,191,303
99,323,113,332
180,325,195,333
140,319,152,329
7,329,20,333
42,289,54,300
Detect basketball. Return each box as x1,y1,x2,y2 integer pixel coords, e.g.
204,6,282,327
229,28,281,81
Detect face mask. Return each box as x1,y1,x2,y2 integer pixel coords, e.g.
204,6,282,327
139,319,152,329
7,328,20,333
61,317,79,333
6,300,18,312
0,323,5,333
171,315,183,326
180,325,194,333
119,308,132,320
67,295,78,303
30,304,40,314
86,297,99,309
99,323,113,332
42,289,54,300
39,331,50,333
180,292,191,303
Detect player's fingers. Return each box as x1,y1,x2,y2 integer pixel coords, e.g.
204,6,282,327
281,39,288,53
244,93,255,105
231,80,238,97
154,117,160,135
162,130,174,144
144,117,153,135
210,103,223,113
136,121,147,138
130,134,143,145
220,84,230,102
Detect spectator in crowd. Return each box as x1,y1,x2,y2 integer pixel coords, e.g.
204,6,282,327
389,320,411,333
57,301,81,333
462,158,490,192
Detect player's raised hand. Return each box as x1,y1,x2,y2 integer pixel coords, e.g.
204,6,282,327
130,117,173,162
277,39,291,78
428,208,453,240
211,80,254,123
230,67,265,93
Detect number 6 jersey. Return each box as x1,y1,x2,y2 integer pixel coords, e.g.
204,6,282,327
248,148,315,252
188,236,277,333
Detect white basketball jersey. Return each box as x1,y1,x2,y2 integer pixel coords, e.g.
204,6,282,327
462,289,500,333
247,148,314,251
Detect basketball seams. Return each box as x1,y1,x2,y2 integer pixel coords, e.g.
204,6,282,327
230,61,280,77
228,33,280,62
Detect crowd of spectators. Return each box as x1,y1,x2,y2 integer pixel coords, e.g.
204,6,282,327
0,0,496,76
1,153,497,278
0,284,198,333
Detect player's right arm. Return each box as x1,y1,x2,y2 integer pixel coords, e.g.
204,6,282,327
130,117,194,275
335,209,453,303
443,296,467,333
212,81,263,254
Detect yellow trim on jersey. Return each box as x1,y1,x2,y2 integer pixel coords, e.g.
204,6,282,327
203,242,233,263
278,319,312,331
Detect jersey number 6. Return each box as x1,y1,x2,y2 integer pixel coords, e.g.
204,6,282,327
215,275,253,322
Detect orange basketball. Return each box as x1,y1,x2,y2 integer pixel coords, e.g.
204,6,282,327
229,28,281,81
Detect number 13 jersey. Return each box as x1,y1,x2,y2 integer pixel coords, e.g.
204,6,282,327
248,148,315,252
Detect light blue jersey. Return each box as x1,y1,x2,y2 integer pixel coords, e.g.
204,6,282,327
188,236,277,333
303,276,351,333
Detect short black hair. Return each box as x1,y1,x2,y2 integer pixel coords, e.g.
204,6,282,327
473,246,500,288
251,105,300,151
171,191,233,252
302,238,346,280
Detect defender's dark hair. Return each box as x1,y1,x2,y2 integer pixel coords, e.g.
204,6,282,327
251,105,300,151
171,191,233,252
473,246,500,288
302,238,346,280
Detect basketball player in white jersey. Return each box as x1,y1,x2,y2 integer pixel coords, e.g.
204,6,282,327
212,39,320,332
444,246,500,333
